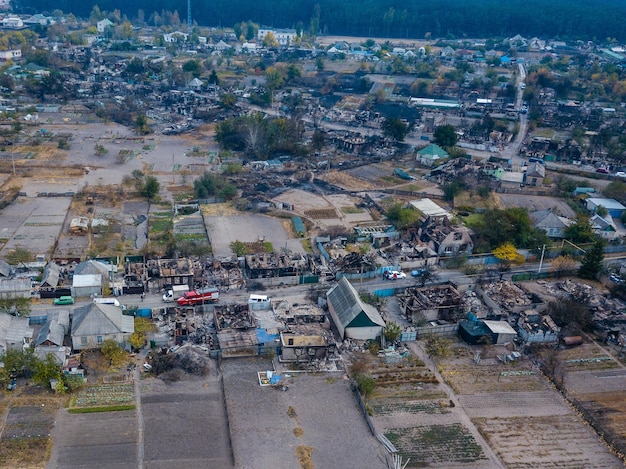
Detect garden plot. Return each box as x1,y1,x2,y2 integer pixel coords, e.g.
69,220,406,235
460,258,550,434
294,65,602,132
326,193,374,224
441,363,546,395
385,424,487,467
345,163,395,186
2,405,56,440
0,394,64,469
317,170,377,191
474,415,622,468
71,384,134,409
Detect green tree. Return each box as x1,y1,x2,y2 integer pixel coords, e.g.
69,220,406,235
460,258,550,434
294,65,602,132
423,334,451,362
381,116,409,141
182,59,201,76
564,216,596,244
384,321,402,343
603,180,626,204
442,181,462,201
135,114,151,135
433,124,457,147
94,144,108,156
385,203,421,229
0,296,31,316
355,373,375,397
230,240,248,256
140,175,160,201
129,317,156,350
578,239,605,280
32,353,61,387
5,247,33,266
264,66,284,91
100,339,127,368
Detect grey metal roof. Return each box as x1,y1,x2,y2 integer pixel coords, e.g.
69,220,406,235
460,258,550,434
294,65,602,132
0,313,33,350
74,260,110,276
35,311,69,347
72,303,134,337
40,263,61,288
0,260,13,278
326,277,385,329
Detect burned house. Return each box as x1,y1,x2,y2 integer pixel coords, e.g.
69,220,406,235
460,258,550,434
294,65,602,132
517,310,560,344
245,252,312,279
280,327,336,364
399,284,463,324
419,217,473,257
214,303,261,358
150,258,194,290
123,255,147,294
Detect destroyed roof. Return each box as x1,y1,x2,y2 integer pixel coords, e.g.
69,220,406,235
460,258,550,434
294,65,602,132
326,277,385,329
71,303,134,337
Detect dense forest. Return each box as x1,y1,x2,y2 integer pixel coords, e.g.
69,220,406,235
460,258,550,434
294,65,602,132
16,0,626,42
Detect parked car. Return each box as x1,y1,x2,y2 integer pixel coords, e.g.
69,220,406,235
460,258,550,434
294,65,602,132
609,274,624,284
411,268,428,277
53,296,74,305
596,167,609,174
615,171,626,178
384,270,406,280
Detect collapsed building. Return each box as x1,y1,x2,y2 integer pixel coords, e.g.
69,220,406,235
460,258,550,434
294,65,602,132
517,310,560,344
245,252,316,279
398,284,464,324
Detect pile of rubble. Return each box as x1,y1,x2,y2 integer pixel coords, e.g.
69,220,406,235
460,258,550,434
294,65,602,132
482,281,532,308
462,290,489,318
150,343,214,377
546,279,626,322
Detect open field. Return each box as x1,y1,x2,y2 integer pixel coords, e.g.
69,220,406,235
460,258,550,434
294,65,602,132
0,391,65,469
475,415,621,469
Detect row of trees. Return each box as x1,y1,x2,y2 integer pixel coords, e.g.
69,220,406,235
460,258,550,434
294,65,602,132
33,1,626,42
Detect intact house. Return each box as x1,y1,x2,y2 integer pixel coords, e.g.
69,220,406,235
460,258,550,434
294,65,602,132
96,18,113,33
71,303,134,350
34,310,70,365
0,277,31,299
459,319,517,345
417,143,448,167
0,49,21,61
530,209,573,239
326,277,385,340
524,162,545,187
586,197,626,219
419,216,474,257
590,214,618,240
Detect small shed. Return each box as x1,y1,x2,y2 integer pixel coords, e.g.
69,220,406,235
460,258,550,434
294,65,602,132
482,320,517,344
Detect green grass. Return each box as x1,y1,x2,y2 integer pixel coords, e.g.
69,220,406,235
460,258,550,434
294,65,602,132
463,213,484,227
341,206,364,214
149,219,173,232
262,241,274,253
68,404,136,414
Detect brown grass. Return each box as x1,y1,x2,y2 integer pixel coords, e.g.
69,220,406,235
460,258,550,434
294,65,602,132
293,427,304,437
0,437,51,469
295,445,314,469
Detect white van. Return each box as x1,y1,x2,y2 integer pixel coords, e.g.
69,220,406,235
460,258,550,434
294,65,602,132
93,298,120,307
162,284,190,302
248,294,270,304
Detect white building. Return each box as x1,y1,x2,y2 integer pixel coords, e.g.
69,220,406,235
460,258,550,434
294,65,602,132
257,28,298,46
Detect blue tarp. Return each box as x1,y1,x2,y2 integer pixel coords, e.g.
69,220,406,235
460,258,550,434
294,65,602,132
256,328,280,345
269,375,282,384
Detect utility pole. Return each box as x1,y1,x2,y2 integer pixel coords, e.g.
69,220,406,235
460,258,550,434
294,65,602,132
537,244,546,274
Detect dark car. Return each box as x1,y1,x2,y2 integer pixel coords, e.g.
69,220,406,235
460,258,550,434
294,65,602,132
596,167,609,174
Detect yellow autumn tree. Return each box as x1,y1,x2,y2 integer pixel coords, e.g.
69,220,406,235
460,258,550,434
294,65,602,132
493,242,524,264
